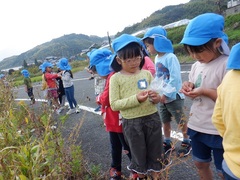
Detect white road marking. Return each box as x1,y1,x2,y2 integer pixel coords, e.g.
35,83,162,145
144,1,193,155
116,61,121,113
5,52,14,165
181,71,190,74
17,77,89,90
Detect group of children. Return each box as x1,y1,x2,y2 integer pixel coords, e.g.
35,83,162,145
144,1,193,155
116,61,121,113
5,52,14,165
88,12,240,180
21,58,80,115
19,12,239,180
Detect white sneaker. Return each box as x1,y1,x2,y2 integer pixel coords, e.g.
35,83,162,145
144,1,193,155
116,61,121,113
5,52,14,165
66,108,75,115
75,108,80,113
56,108,62,114
59,106,65,111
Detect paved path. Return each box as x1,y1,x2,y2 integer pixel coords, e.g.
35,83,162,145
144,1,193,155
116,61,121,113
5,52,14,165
15,64,221,180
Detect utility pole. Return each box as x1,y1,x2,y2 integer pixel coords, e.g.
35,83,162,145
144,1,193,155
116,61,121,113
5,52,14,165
107,32,113,52
216,0,222,14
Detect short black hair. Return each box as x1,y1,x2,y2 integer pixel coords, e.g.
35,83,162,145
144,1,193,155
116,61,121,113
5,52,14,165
183,38,219,54
142,37,154,45
112,42,145,72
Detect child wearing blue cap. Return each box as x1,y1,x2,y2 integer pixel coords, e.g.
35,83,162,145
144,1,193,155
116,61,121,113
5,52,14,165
142,27,190,157
88,49,110,112
57,58,80,115
89,48,135,180
41,61,62,114
109,34,166,179
21,69,35,105
180,13,230,179
212,42,240,180
0,74,5,80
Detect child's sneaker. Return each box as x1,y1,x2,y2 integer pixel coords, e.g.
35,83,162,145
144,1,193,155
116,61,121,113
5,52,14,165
75,107,81,114
30,99,36,105
109,168,121,180
129,171,139,180
56,108,62,114
59,106,65,111
177,141,192,157
94,105,101,112
163,142,175,154
66,108,75,115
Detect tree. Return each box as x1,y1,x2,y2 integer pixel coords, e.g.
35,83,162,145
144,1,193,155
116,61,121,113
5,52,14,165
34,59,39,66
8,69,14,75
23,60,28,68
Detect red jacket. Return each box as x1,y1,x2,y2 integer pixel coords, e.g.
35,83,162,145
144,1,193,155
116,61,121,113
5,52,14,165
98,72,122,133
45,72,59,88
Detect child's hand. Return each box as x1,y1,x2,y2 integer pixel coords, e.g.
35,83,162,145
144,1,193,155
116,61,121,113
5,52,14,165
148,90,160,104
185,87,204,98
137,90,148,103
180,81,194,95
159,95,166,103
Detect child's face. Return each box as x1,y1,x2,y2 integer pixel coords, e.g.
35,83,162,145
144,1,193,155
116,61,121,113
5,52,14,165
187,38,222,64
46,67,53,72
145,43,156,55
187,47,219,64
117,56,142,73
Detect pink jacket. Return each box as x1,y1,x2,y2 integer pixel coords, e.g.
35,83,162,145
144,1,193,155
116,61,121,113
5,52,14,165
142,56,156,76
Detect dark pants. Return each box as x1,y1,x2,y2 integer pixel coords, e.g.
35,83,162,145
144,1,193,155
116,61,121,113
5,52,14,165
27,87,35,102
58,88,65,104
109,132,131,171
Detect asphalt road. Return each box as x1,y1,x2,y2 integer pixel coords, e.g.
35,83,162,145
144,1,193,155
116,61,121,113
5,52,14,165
15,63,221,180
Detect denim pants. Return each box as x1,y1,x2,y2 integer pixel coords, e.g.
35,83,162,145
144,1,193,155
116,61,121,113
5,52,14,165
64,85,77,109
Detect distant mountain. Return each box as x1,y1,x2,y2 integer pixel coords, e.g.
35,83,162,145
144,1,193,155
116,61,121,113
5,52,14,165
0,0,229,70
0,34,108,70
117,0,228,36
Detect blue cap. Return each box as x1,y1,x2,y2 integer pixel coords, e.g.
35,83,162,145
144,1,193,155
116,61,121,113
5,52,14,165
57,58,71,71
89,48,112,67
89,48,113,76
142,26,167,41
152,35,173,53
41,62,53,73
95,54,113,76
227,42,240,70
87,48,97,58
0,74,5,79
21,69,30,78
112,34,141,52
180,13,225,46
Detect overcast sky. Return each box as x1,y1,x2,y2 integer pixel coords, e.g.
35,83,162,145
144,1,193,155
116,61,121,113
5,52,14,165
0,0,190,61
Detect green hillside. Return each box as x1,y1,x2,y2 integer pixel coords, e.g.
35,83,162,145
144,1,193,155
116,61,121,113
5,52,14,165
0,34,107,70
117,0,228,36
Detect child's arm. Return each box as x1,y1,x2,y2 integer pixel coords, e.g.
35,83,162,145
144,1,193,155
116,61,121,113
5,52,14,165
45,73,60,80
98,75,111,107
212,88,225,136
23,78,28,92
25,85,28,92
